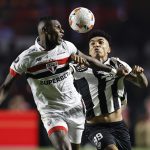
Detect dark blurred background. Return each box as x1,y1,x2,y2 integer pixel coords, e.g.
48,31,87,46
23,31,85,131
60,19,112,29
0,0,150,148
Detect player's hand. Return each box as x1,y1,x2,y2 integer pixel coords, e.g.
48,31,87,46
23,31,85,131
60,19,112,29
116,67,129,77
132,65,144,74
0,88,5,105
70,54,89,65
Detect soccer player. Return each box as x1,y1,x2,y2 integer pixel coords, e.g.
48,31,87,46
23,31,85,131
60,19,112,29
0,17,118,150
71,30,148,150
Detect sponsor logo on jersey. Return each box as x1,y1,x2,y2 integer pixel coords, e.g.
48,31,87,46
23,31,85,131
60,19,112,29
96,70,115,79
46,61,58,74
75,64,88,72
97,70,110,75
40,72,70,85
57,51,66,55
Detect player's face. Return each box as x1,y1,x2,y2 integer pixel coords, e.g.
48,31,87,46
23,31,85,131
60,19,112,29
89,36,111,61
45,20,64,45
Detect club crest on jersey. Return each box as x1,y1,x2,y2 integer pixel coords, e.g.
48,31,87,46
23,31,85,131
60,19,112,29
46,61,58,74
75,64,88,72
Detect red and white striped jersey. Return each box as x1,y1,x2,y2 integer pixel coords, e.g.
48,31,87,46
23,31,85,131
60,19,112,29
10,38,82,115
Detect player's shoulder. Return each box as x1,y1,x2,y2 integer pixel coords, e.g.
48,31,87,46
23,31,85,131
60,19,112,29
19,45,36,57
110,57,125,63
110,57,120,61
109,57,124,67
63,40,77,54
15,45,36,64
63,40,76,48
109,57,131,70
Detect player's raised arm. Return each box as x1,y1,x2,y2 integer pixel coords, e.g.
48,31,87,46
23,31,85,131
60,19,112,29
0,73,15,104
125,65,148,88
72,50,117,75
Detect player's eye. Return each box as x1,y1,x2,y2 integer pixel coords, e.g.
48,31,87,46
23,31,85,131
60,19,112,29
98,40,104,44
55,25,61,29
90,42,95,46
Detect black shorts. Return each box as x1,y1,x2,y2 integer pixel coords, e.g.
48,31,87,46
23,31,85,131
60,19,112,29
84,121,131,150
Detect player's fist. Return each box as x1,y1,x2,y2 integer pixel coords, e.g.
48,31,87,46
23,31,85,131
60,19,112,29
132,65,144,74
116,66,129,77
70,54,88,65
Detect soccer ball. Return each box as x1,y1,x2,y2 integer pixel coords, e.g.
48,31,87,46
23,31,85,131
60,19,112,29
69,7,95,33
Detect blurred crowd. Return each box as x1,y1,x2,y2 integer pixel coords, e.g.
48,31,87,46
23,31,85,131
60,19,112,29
0,0,150,148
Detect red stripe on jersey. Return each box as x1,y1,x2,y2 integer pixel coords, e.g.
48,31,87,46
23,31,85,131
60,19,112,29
9,68,20,77
57,57,69,64
48,126,67,136
27,57,69,73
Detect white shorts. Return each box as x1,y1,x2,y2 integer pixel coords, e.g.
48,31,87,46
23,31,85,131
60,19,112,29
41,103,86,144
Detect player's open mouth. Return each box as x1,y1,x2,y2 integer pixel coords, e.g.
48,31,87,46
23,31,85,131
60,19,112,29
95,48,100,53
60,33,64,39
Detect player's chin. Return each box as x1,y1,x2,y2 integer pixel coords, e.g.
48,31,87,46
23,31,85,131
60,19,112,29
95,54,101,60
55,40,62,45
57,38,63,45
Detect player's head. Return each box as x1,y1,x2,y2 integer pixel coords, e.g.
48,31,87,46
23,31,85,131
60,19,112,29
37,16,64,45
88,29,111,61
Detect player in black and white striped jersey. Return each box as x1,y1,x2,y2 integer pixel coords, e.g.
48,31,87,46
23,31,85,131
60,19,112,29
71,30,148,150
71,57,131,118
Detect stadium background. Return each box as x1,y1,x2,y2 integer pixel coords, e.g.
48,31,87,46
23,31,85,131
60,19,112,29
0,0,150,149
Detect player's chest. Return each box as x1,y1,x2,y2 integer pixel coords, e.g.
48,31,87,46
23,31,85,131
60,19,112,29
36,48,68,62
93,69,115,81
30,47,70,67
27,49,70,74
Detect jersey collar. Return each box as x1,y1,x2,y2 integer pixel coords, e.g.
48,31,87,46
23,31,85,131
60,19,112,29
103,58,109,64
35,37,45,51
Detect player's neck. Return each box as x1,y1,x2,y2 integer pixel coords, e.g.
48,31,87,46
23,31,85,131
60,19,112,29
39,39,56,51
99,56,108,63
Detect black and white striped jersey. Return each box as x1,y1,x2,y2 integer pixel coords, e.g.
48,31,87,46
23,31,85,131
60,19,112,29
71,57,132,119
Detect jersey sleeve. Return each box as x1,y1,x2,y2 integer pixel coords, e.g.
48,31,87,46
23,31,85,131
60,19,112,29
69,63,89,79
65,41,78,54
69,63,76,74
116,57,132,74
10,51,29,76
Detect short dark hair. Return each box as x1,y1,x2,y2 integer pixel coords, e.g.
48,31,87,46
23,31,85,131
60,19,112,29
38,16,57,25
88,29,112,45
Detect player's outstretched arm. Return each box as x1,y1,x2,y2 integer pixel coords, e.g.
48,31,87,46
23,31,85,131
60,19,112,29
0,73,15,104
73,50,117,74
125,65,148,88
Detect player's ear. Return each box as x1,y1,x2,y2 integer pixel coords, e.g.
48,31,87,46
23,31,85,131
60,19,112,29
107,47,111,54
42,26,48,33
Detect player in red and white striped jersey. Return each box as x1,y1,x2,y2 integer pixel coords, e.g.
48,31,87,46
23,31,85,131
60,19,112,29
0,17,118,150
